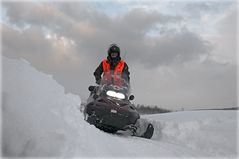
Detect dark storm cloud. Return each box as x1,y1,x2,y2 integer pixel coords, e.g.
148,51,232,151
142,29,212,67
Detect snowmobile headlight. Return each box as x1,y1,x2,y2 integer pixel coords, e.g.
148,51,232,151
106,90,125,99
115,92,125,99
106,90,115,97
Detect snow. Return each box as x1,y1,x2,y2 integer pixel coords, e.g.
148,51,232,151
2,56,238,158
146,111,238,157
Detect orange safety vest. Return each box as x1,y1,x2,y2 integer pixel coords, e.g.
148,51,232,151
102,59,125,86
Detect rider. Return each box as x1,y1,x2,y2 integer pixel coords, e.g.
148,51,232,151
94,44,130,86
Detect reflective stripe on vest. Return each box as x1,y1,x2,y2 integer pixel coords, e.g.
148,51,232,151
102,59,125,84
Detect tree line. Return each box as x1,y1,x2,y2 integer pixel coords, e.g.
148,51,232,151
133,104,171,115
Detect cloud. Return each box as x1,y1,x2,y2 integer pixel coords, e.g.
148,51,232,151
132,28,212,68
206,5,237,65
2,24,51,58
2,24,80,72
120,8,181,32
3,1,208,69
216,5,237,37
2,1,236,109
3,2,72,28
184,1,233,19
131,62,237,108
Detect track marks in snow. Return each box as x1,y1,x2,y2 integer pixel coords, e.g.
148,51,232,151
143,111,238,157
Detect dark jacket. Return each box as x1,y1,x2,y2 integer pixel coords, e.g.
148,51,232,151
94,56,130,84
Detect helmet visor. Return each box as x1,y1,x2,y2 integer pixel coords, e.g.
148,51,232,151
110,52,119,58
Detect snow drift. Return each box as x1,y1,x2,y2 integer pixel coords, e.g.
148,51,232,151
2,56,238,158
2,57,82,157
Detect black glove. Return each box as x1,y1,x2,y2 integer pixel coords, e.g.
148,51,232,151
96,78,101,85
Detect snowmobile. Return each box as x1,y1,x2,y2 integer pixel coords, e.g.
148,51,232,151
84,75,154,139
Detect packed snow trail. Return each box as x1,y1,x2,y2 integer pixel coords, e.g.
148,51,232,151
2,56,238,158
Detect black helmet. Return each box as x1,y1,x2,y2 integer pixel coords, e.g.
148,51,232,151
108,44,120,57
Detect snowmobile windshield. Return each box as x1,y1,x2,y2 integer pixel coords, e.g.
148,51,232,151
98,74,130,100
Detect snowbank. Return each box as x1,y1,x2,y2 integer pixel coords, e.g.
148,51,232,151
145,110,238,157
2,57,83,157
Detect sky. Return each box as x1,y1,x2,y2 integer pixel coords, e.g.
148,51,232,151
1,0,238,110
